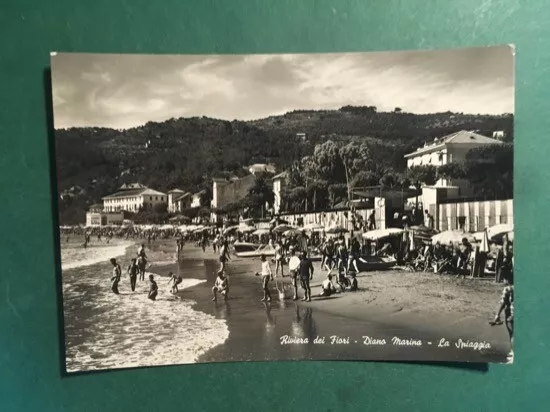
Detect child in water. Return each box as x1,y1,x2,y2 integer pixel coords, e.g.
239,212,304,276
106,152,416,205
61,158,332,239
110,258,121,294
168,271,183,293
148,274,158,301
212,271,229,301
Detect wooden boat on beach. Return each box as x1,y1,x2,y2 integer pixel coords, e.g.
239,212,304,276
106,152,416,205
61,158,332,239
356,255,397,271
233,242,276,258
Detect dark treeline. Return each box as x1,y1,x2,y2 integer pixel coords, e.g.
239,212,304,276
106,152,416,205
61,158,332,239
55,107,513,224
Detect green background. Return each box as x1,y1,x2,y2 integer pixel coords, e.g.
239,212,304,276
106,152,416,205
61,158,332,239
1,0,547,410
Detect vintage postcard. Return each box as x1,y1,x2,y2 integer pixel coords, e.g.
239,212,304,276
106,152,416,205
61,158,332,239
51,45,514,372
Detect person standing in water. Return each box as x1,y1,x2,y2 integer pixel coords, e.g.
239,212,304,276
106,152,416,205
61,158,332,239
110,258,121,294
287,247,301,300
168,271,183,293
127,258,138,292
148,274,158,301
274,240,285,278
256,254,274,302
298,250,314,302
219,239,231,272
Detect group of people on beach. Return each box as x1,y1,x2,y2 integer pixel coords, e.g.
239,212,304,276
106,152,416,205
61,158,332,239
108,243,183,301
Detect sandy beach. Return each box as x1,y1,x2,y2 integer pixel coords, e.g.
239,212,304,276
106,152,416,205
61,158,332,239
61,237,510,372
171,242,510,364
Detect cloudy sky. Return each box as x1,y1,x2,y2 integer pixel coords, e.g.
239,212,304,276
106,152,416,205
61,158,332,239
51,45,514,130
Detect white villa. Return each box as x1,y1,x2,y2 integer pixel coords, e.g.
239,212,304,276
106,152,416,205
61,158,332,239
102,183,167,212
404,130,503,188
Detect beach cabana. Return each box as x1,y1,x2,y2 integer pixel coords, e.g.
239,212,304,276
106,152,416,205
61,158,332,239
362,228,404,240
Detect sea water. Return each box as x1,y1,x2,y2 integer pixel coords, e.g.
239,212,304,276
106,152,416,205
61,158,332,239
61,240,229,372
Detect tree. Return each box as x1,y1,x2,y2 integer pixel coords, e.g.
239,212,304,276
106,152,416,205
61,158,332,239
286,186,307,212
406,165,437,209
246,177,275,217
350,171,379,188
286,160,305,188
339,142,372,203
463,143,513,198
199,186,212,207
311,140,346,183
437,163,466,181
394,107,402,113
379,172,399,189
306,180,329,210
328,183,348,208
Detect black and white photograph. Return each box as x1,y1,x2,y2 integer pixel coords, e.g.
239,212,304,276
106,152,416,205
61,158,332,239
51,45,514,372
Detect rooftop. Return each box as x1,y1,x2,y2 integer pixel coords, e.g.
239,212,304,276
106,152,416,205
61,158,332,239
172,192,191,202
168,188,185,194
404,130,503,158
102,187,166,199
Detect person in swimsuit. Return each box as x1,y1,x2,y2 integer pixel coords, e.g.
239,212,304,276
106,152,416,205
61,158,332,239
257,254,273,302
148,274,158,301
137,255,147,281
348,237,361,273
287,247,301,300
219,239,231,272
212,271,229,301
274,241,285,278
127,258,138,292
110,258,121,294
323,238,335,273
298,251,314,302
492,282,514,362
168,271,183,293
320,274,337,297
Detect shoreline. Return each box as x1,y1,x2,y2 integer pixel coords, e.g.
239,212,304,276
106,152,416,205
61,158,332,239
169,244,509,364
60,239,510,370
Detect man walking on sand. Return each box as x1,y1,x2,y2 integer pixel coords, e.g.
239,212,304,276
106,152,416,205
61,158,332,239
287,247,301,300
298,250,314,302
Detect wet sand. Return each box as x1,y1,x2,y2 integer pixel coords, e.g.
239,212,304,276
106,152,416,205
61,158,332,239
169,243,510,364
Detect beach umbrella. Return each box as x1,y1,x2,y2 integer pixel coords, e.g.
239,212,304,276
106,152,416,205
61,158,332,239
253,228,271,236
241,218,254,225
431,230,474,245
480,228,490,253
283,228,302,237
273,224,295,233
326,225,348,234
223,225,239,235
487,223,514,239
362,228,404,240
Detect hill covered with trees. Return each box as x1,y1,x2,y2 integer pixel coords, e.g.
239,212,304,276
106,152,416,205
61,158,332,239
55,107,513,224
